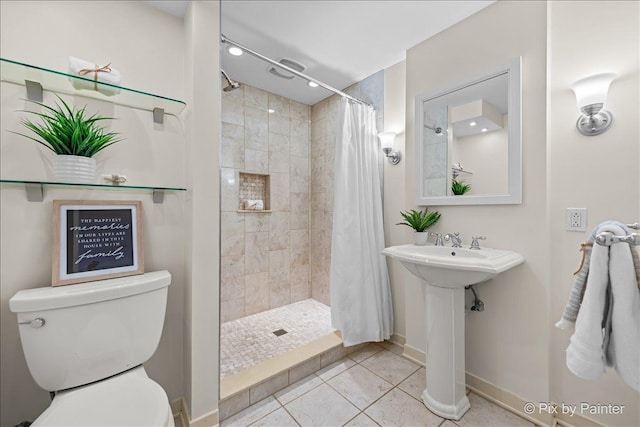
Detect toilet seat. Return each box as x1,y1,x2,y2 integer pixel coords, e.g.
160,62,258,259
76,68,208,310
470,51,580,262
33,367,174,427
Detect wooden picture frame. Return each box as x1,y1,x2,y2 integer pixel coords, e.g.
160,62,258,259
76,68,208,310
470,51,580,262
52,200,144,286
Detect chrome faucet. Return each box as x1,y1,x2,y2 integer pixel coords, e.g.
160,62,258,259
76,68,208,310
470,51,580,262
470,236,486,250
429,232,444,246
444,232,462,248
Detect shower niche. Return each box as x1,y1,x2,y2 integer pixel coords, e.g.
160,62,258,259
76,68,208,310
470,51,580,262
237,172,271,212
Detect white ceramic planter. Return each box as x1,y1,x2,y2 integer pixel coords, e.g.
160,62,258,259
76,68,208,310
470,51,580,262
413,231,429,246
53,155,96,183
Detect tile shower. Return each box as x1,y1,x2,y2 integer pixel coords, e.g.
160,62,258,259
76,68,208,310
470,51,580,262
220,71,384,375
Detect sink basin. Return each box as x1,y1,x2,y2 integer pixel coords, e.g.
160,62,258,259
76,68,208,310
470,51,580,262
382,244,524,288
382,243,524,420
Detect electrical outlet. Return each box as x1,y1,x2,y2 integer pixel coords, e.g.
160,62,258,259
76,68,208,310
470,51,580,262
566,208,587,231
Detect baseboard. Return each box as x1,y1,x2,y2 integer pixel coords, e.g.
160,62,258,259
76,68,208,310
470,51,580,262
466,373,604,427
172,397,219,427
402,342,426,366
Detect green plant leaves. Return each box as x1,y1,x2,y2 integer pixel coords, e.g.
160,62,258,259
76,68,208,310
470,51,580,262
451,179,471,195
396,208,441,232
10,94,122,157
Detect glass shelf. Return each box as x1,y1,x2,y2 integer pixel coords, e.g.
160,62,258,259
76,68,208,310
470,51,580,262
0,58,186,116
0,179,186,203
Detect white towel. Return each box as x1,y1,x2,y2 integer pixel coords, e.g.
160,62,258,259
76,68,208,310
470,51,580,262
68,56,121,96
245,199,264,210
566,225,640,391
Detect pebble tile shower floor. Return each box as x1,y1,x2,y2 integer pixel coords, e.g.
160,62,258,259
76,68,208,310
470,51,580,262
220,299,335,377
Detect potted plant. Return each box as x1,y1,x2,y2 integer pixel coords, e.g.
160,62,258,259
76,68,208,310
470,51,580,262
451,179,471,196
397,208,441,246
12,94,122,183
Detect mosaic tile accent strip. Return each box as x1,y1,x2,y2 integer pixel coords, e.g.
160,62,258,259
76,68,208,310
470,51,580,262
221,299,334,377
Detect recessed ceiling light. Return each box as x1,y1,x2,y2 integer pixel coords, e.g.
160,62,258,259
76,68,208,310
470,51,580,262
481,128,488,132
308,81,319,88
268,109,275,114
469,121,477,127
227,46,243,56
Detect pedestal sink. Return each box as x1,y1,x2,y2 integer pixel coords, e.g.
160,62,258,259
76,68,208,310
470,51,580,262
382,244,524,420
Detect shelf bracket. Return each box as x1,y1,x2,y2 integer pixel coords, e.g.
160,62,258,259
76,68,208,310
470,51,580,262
153,108,164,124
25,183,43,202
25,80,43,102
152,189,164,204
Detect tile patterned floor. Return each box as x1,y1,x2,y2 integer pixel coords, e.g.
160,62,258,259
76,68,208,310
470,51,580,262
221,343,536,427
221,299,334,377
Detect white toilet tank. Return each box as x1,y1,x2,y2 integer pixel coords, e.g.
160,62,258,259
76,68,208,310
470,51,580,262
9,270,171,392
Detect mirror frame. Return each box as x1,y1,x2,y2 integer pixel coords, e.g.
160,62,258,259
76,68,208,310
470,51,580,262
414,57,522,206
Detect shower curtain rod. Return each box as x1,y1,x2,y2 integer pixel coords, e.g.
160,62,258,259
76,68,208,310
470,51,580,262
221,34,372,107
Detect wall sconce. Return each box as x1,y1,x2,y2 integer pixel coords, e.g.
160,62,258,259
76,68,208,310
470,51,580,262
571,72,616,136
378,132,401,165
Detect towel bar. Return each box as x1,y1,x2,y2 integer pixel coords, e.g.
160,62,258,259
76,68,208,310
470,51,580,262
627,223,640,230
595,232,640,246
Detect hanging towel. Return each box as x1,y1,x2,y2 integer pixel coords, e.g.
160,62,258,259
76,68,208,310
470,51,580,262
68,56,121,96
556,221,640,331
565,224,640,391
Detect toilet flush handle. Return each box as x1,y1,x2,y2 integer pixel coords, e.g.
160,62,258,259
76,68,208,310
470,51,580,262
18,318,46,328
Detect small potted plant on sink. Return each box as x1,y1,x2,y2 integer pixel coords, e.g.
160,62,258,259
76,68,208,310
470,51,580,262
11,94,122,183
397,208,441,246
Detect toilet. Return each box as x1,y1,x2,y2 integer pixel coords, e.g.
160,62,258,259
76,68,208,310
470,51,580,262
9,270,175,427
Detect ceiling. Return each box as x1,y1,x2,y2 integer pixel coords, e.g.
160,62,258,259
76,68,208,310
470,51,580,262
147,0,496,105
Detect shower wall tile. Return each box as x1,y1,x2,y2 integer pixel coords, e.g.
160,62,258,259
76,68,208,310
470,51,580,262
269,211,290,250
222,298,245,323
245,86,268,110
245,213,270,233
221,168,240,211
268,133,290,173
222,123,245,169
222,85,245,126
245,107,269,151
269,93,290,116
270,173,291,211
310,228,326,266
311,98,327,122
291,100,310,122
245,149,269,174
221,212,245,256
310,192,324,230
222,82,311,319
290,193,310,230
290,155,310,193
245,232,269,275
245,272,270,315
290,230,310,267
290,265,311,303
291,120,310,157
310,120,325,158
221,254,245,302
311,157,326,193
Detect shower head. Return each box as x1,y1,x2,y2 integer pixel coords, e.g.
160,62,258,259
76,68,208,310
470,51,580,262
221,69,241,92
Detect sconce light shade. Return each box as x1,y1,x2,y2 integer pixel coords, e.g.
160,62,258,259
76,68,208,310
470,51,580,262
377,132,401,165
571,72,616,136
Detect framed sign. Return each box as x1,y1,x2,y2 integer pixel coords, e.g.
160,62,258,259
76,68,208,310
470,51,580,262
52,200,144,286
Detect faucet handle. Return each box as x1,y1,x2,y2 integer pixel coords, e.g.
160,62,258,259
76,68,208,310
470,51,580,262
429,232,444,246
470,236,486,250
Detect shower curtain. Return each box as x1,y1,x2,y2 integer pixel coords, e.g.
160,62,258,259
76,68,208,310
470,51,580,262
330,98,393,347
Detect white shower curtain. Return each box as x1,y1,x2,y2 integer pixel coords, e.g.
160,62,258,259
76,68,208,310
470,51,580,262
330,98,393,347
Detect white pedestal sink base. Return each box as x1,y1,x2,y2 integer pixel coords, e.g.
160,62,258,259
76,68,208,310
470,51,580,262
422,284,470,420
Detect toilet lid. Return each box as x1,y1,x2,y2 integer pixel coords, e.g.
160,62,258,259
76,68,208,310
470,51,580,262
33,370,171,426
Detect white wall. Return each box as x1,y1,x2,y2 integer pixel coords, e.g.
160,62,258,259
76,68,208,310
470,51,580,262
383,60,409,338
183,1,221,423
402,0,550,404
0,2,191,425
548,2,640,426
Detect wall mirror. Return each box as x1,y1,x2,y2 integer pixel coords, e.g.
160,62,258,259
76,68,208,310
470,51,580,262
415,57,521,205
